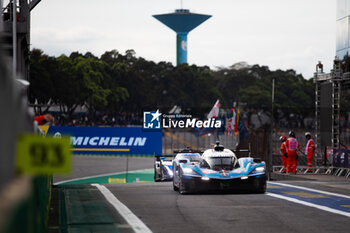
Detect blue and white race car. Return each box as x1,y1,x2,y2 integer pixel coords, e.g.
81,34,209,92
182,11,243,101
154,155,174,182
154,148,202,182
172,143,267,194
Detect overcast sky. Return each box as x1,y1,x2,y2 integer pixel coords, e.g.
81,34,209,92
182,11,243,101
27,0,335,79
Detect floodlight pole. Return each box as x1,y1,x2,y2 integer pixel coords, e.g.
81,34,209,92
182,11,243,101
0,0,3,31
269,78,275,180
12,0,17,78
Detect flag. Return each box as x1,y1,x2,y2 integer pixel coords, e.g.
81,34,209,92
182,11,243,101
225,118,233,136
207,99,220,119
194,100,220,137
225,108,236,136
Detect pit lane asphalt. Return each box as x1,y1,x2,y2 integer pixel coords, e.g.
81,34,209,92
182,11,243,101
54,156,350,232
105,181,350,233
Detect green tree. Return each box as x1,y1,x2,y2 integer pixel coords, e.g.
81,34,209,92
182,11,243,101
29,49,57,112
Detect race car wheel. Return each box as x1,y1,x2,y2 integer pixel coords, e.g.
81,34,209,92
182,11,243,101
173,178,179,191
179,179,186,194
178,169,187,194
154,175,160,182
179,177,189,194
254,178,266,193
154,166,160,182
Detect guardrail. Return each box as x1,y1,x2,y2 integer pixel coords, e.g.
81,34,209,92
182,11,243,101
1,176,52,233
272,165,350,178
0,19,51,233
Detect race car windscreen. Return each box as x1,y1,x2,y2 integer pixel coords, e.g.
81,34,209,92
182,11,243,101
205,157,234,170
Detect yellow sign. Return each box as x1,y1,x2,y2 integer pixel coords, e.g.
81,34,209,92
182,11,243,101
16,134,72,174
108,178,126,183
38,125,49,136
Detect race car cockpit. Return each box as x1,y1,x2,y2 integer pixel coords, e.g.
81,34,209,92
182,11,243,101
200,142,239,170
203,156,236,171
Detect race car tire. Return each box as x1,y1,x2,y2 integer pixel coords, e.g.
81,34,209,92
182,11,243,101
154,166,160,182
173,167,179,190
179,178,187,194
253,178,266,193
173,179,179,191
179,172,189,194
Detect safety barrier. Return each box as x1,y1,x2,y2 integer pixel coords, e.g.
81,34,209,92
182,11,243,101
324,167,350,178
1,175,52,233
272,165,350,179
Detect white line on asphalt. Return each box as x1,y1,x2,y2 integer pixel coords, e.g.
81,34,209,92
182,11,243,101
92,183,153,233
268,181,350,199
54,168,152,185
266,192,350,218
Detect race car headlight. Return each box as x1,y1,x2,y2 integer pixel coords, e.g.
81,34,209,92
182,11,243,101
255,166,265,172
183,167,194,174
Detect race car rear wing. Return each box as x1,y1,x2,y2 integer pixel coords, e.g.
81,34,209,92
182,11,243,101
231,149,262,163
173,147,203,154
232,149,250,153
155,147,203,161
154,154,175,161
231,142,252,156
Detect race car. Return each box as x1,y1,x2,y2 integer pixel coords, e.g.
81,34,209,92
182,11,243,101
154,155,174,182
154,148,202,182
172,142,267,194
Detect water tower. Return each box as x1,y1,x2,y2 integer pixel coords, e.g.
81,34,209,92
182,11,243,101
153,9,211,65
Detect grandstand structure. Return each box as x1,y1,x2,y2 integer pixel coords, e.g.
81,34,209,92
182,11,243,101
1,0,40,80
314,58,350,164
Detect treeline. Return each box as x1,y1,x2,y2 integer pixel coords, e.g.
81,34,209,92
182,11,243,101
29,49,315,118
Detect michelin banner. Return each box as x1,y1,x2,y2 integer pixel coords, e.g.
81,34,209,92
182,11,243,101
40,126,162,156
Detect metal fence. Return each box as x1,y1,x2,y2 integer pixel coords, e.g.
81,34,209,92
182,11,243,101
162,128,238,154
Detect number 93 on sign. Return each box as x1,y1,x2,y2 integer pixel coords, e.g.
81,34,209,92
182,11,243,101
16,134,72,175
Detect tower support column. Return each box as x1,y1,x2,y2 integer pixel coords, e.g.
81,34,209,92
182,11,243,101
176,32,188,65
